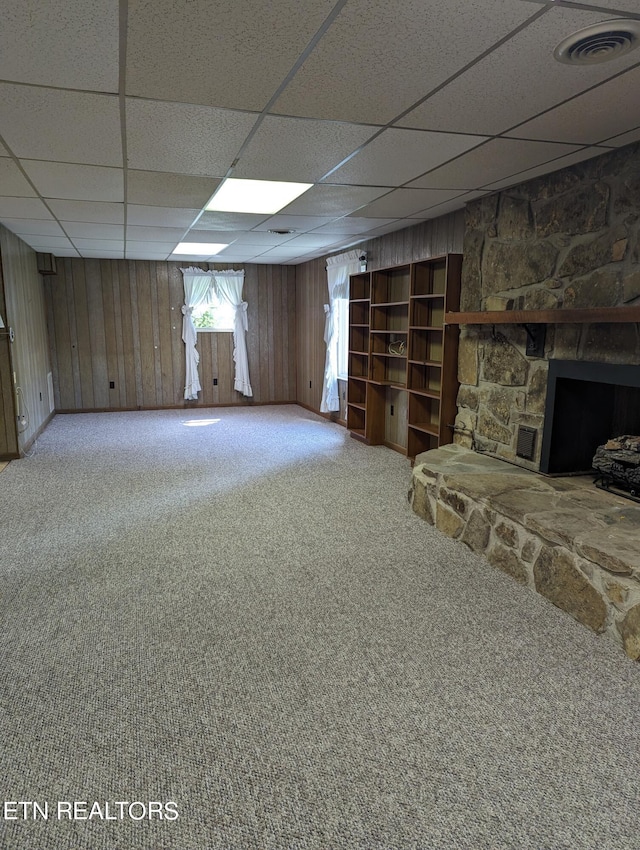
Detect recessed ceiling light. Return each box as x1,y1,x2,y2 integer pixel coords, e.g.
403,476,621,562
205,179,312,215
554,19,640,65
173,242,228,255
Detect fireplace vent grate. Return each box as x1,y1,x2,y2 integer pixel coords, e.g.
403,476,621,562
516,426,537,461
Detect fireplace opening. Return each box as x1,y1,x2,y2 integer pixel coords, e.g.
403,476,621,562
540,360,640,475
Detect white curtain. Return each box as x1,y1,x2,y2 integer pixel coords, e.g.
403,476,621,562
212,270,252,397
320,249,362,413
181,267,214,400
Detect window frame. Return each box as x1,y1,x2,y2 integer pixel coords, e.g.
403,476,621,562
192,288,235,333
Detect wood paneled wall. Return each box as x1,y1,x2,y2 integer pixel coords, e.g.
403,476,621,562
295,210,465,417
0,258,18,458
46,260,296,411
0,225,52,456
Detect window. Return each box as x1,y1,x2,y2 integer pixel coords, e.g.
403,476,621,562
335,297,349,380
192,288,235,332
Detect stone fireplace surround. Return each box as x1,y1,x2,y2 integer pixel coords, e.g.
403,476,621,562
410,142,640,660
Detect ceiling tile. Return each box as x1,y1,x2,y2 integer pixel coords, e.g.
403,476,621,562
21,235,74,249
408,139,582,190
79,250,126,258
47,200,124,224
272,0,537,123
312,217,397,235
279,184,389,216
46,248,80,258
276,233,353,248
21,161,123,201
0,0,118,91
126,205,201,228
0,218,66,237
325,128,486,186
481,146,609,191
233,116,379,182
126,241,178,253
0,85,121,166
126,0,338,110
602,127,640,147
126,226,187,242
127,251,172,260
126,100,258,176
225,231,298,246
397,7,640,136
0,159,37,197
0,198,54,219
197,211,270,231
506,64,640,145
353,188,468,218
573,0,640,11
127,171,221,208
73,239,125,250
253,215,340,233
65,222,124,239
0,140,10,156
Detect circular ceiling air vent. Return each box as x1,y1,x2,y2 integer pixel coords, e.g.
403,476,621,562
554,20,640,65
268,229,296,235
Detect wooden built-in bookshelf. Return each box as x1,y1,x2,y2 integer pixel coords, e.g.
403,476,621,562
347,254,462,458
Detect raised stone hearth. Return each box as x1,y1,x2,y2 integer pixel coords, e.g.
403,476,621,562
410,444,640,660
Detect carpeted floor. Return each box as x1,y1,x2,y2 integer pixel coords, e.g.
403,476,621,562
1,405,639,850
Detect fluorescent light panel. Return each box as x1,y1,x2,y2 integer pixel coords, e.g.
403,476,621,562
205,179,313,215
173,242,228,255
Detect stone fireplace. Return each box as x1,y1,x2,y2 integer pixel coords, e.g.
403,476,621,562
409,141,640,660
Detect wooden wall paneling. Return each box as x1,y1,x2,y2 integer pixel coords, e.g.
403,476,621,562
149,262,163,406
0,226,52,451
68,258,86,408
110,261,127,408
287,266,297,401
101,259,119,409
135,260,156,407
51,260,73,409
87,260,109,408
127,261,143,406
199,332,213,405
155,262,173,407
0,262,18,458
44,277,59,411
169,264,185,405
118,260,137,408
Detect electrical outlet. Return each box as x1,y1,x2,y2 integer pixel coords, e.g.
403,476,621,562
213,378,218,386
390,404,394,416
39,392,42,401
309,381,312,388
109,381,115,389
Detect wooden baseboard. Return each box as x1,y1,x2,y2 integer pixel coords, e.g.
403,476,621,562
55,400,299,414
296,402,347,427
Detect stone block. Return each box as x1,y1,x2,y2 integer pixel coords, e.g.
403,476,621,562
461,509,491,554
479,387,515,425
533,182,609,237
410,471,435,525
481,333,528,387
477,410,512,446
497,195,533,241
483,296,514,311
460,229,484,311
522,287,561,310
583,323,640,364
623,270,640,304
533,546,607,633
520,537,538,563
488,544,528,584
495,522,518,548
526,367,548,415
482,240,558,295
563,268,622,309
458,332,479,385
436,504,464,539
465,195,499,230
617,604,640,660
558,228,627,278
456,385,479,411
439,487,467,518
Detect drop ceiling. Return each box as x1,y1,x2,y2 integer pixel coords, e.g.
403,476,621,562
0,0,639,265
